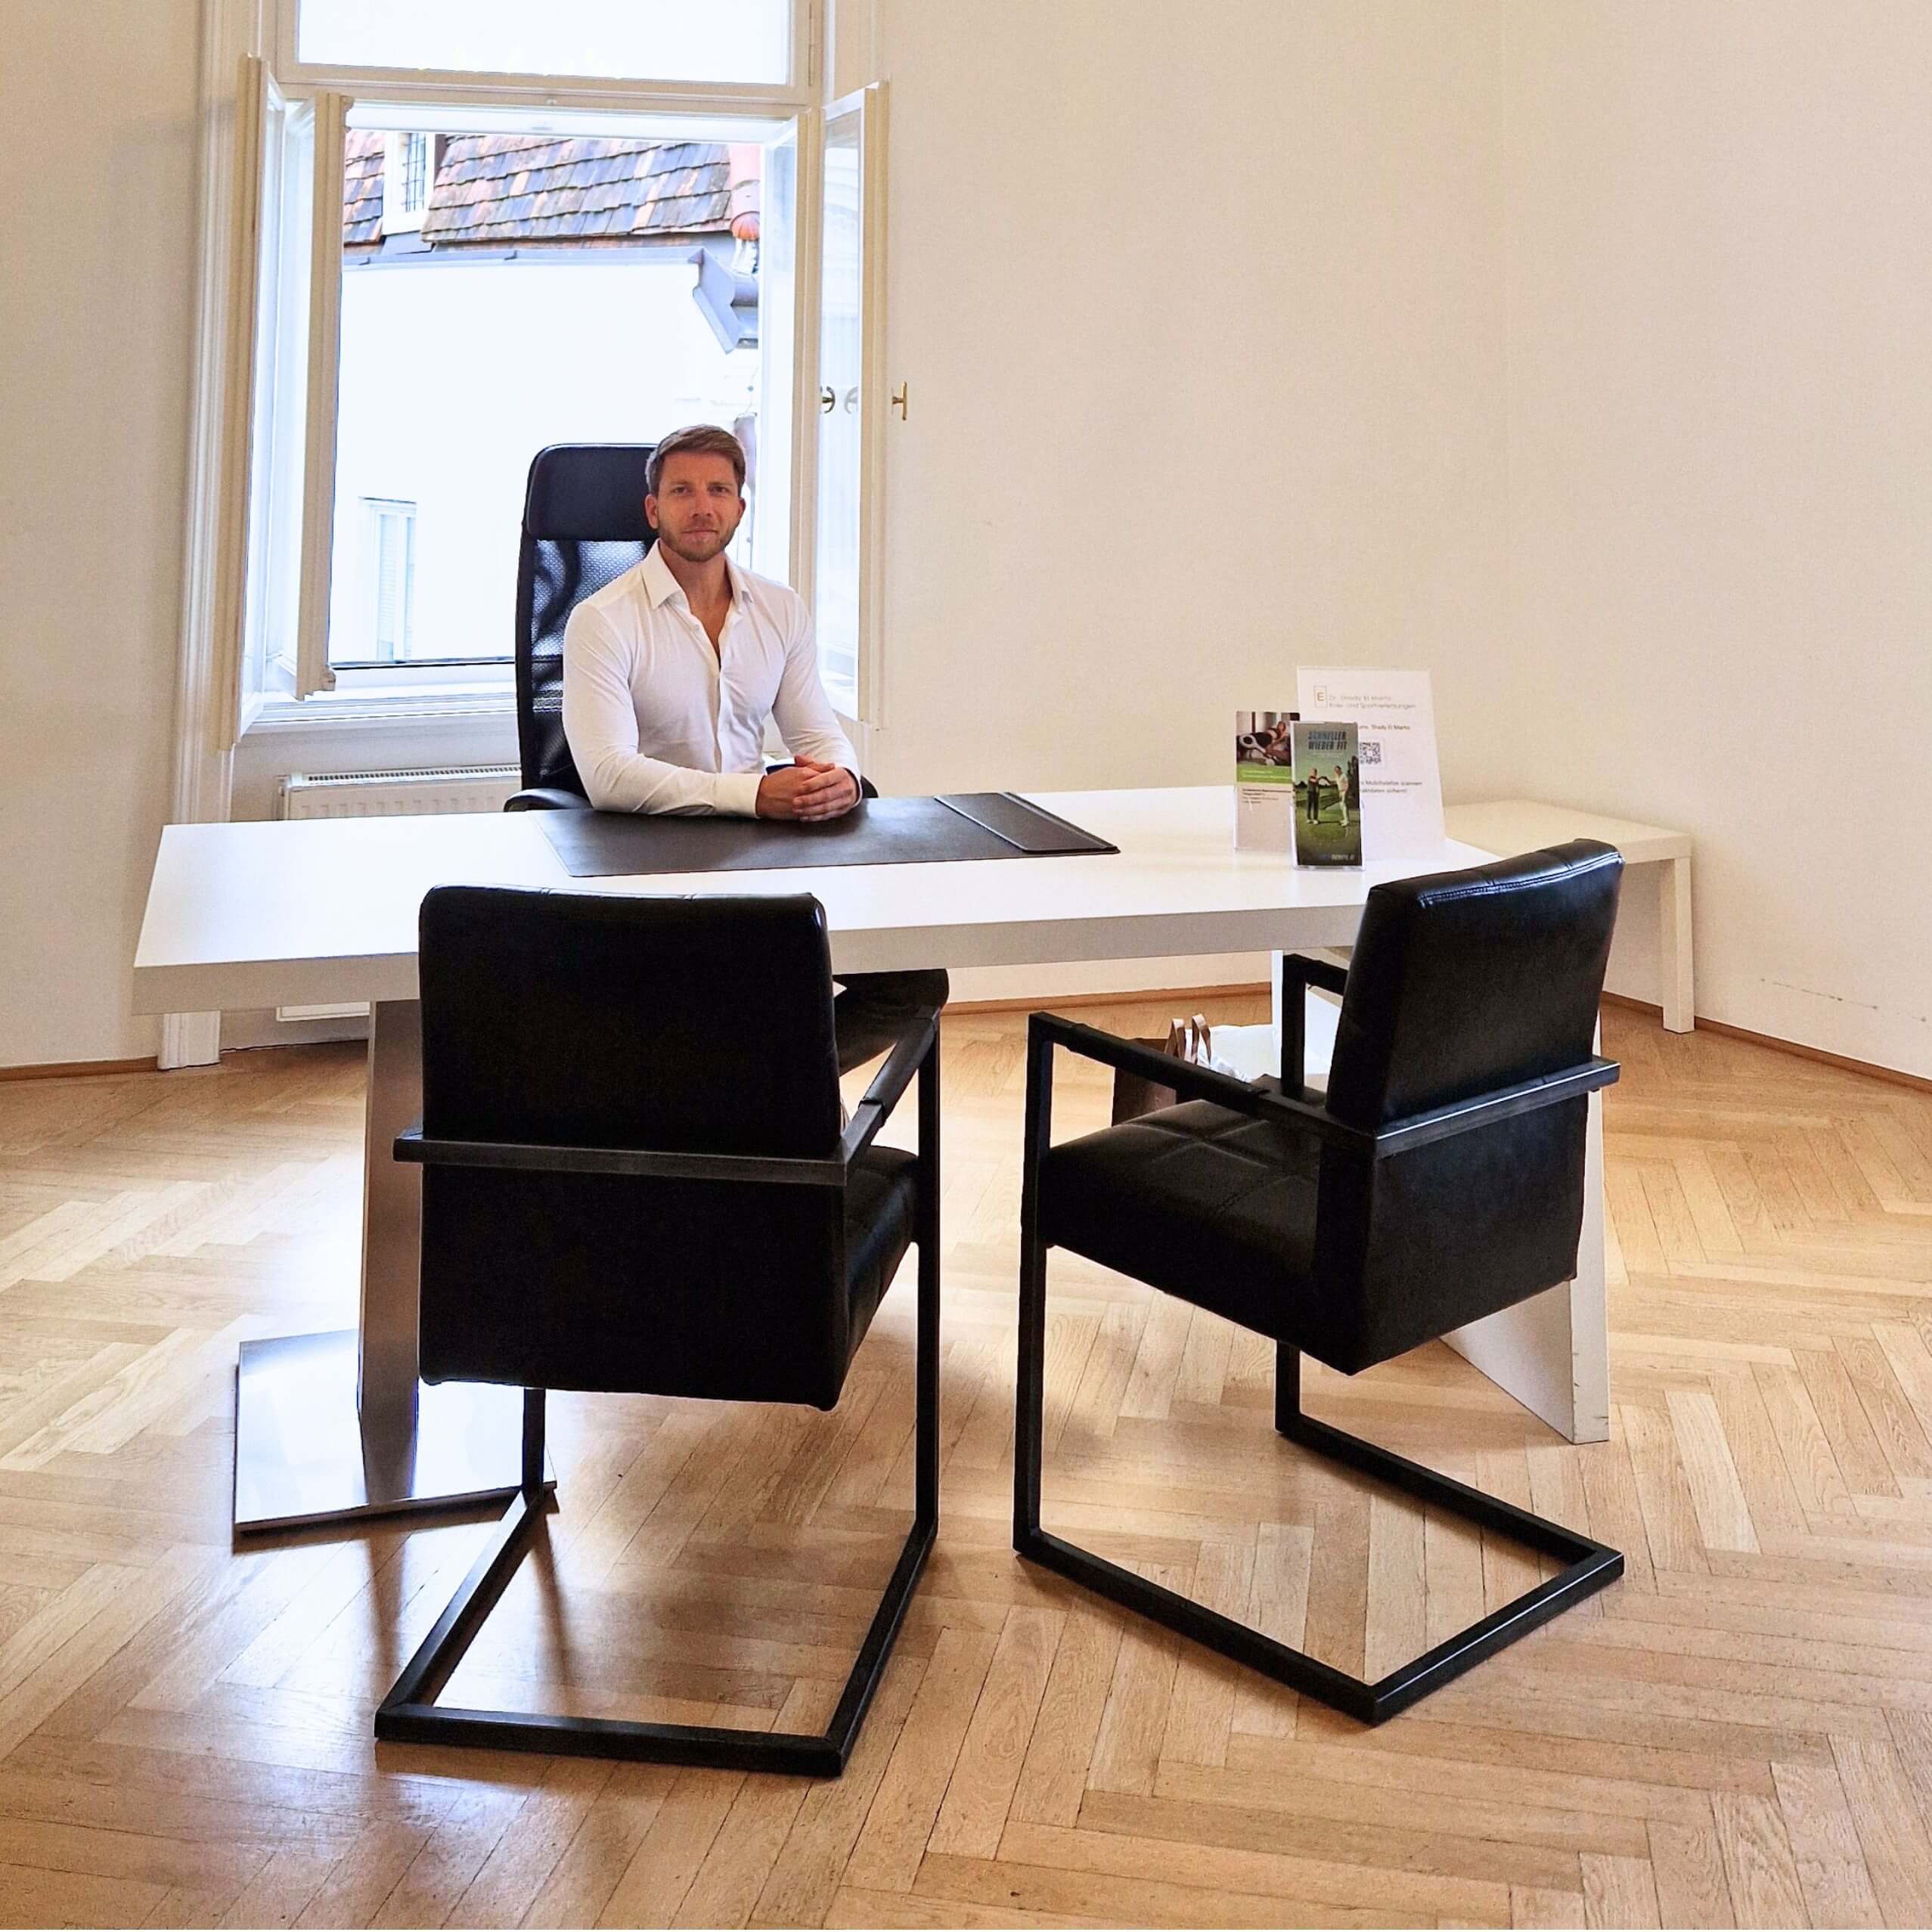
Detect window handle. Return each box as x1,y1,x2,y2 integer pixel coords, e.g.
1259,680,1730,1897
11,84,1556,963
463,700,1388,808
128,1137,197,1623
820,385,836,414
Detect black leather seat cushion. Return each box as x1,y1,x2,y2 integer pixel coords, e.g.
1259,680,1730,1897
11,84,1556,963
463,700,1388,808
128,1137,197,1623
1042,1100,1321,1343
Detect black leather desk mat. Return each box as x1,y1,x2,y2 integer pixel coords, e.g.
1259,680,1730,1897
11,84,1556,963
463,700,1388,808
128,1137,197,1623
536,792,1118,879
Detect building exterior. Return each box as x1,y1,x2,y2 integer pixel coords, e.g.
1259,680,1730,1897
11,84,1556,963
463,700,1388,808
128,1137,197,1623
330,134,762,670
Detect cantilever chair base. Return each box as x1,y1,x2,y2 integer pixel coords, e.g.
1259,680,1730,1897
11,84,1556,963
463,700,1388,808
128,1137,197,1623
1013,981,1626,1728
377,1465,935,1774
380,1000,944,1776
378,1188,940,1776
1016,1343,1620,1727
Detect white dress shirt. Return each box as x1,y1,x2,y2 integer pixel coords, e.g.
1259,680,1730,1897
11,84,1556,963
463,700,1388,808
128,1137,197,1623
561,545,857,815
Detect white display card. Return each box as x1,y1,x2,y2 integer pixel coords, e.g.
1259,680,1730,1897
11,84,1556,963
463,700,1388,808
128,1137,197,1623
1293,666,1444,864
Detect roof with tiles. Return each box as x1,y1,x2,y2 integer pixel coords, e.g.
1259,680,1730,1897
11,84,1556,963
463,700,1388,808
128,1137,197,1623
343,132,385,246
342,134,757,251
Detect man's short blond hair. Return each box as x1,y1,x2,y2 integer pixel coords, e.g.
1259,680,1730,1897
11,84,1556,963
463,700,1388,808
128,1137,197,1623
647,424,746,496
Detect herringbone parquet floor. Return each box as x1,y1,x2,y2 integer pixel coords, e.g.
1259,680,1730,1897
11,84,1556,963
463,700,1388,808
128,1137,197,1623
1,1001,1930,1927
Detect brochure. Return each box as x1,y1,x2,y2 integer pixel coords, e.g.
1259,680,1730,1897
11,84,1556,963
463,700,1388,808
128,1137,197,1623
1291,721,1362,867
1294,666,1444,864
1233,710,1297,851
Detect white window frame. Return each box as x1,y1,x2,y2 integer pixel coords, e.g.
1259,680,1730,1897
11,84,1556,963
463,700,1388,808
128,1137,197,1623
218,0,830,715
273,0,816,110
173,0,904,795
812,81,887,733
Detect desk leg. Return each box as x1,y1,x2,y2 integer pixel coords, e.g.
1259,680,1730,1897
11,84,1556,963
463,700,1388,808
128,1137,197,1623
230,998,550,1534
1661,854,1695,1033
1442,1084,1610,1443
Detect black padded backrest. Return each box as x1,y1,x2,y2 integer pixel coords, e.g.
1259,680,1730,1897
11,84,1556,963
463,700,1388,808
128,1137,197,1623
1326,841,1624,1130
419,885,841,1157
1301,840,1624,1374
516,445,656,796
414,886,857,1406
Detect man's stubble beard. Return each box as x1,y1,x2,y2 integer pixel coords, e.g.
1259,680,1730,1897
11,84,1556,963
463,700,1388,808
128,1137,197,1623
654,517,741,566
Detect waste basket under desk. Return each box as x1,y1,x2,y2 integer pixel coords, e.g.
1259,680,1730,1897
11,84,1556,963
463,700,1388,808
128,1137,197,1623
1447,799,1695,1033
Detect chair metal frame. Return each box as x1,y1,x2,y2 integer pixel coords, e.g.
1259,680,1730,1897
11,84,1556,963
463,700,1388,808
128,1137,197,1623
375,1013,943,1775
1013,963,1623,1726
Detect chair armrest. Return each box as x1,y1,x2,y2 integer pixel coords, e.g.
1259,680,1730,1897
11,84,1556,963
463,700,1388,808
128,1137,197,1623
504,786,588,813
1281,952,1349,997
1027,1012,1373,1152
839,1006,941,1164
394,1128,848,1186
1373,1056,1619,1155
1279,952,1348,1094
1028,1014,1616,1160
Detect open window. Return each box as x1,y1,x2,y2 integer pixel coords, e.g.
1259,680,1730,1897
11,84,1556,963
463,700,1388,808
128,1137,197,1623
199,2,889,740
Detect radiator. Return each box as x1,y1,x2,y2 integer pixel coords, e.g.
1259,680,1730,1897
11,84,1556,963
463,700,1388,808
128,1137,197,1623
277,764,520,821
274,764,520,1021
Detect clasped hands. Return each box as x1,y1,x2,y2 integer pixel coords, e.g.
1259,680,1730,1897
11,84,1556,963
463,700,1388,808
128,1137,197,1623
755,757,860,823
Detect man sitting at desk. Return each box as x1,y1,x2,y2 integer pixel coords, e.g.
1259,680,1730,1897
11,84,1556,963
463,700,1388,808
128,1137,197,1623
561,423,946,1071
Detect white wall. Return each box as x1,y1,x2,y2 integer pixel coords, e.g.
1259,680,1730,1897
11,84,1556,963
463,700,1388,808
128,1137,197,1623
7,3,1927,1075
868,1,1514,801
0,1,200,1066
865,0,1932,1071
1502,2,1932,1075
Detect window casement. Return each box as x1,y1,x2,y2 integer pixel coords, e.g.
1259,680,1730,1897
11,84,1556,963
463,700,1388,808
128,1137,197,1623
187,0,890,742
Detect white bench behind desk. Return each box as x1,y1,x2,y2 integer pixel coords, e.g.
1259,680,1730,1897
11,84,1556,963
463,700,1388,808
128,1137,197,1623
1447,800,1695,1032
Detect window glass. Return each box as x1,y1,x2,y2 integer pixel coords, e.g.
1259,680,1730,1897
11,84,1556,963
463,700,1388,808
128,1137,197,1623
327,125,767,670
298,0,792,88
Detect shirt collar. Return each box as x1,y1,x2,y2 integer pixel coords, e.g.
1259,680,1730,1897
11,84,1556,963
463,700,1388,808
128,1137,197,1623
643,543,745,613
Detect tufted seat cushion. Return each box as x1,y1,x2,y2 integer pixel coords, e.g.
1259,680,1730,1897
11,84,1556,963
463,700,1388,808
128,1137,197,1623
1041,1099,1322,1344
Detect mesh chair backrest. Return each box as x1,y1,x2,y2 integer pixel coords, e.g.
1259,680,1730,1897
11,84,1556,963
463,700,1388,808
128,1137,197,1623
1326,841,1623,1130
516,445,656,795
414,887,854,1406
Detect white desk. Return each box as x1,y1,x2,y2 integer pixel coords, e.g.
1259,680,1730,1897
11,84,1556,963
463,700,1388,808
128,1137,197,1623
133,786,1610,1531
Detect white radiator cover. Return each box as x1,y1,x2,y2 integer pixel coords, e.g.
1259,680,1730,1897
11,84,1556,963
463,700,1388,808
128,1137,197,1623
277,764,520,821
274,765,520,1019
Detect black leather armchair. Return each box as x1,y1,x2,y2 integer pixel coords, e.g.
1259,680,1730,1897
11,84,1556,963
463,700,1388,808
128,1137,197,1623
1014,840,1626,1725
374,887,940,1774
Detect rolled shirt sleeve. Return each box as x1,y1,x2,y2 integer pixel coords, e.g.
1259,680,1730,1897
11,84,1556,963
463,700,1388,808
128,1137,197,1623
561,603,764,817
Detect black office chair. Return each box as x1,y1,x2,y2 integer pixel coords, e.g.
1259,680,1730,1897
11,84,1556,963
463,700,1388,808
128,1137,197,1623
375,887,940,1774
1014,840,1626,1726
506,443,656,811
503,442,876,814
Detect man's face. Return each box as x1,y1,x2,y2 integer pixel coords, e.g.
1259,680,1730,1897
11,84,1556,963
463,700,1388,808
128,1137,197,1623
647,452,746,565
